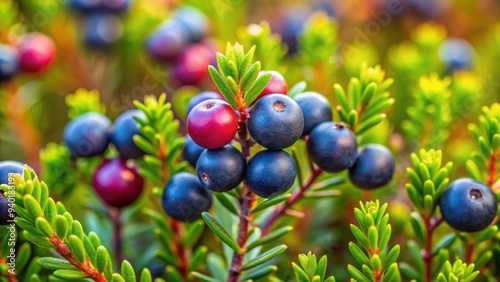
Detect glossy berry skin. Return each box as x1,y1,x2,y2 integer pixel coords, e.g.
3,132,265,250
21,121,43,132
182,135,206,168
0,161,24,185
93,158,144,208
307,122,357,173
293,91,332,136
0,197,13,225
172,44,212,86
187,99,238,149
173,7,209,43
63,112,111,158
0,45,19,82
248,94,304,150
146,21,189,62
439,178,498,232
246,150,296,198
439,38,474,73
348,144,395,189
18,33,55,73
111,110,145,159
196,145,246,192
162,172,213,222
256,70,288,100
187,91,223,115
85,13,123,48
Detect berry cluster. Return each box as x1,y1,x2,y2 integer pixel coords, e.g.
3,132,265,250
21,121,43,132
146,6,214,86
0,33,55,82
63,110,145,208
68,0,130,47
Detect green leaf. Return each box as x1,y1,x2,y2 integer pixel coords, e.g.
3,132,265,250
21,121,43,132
95,246,109,273
24,194,43,219
121,260,136,282
208,66,238,108
202,212,241,253
191,272,219,282
54,215,68,239
475,225,498,243
347,265,371,282
37,257,78,270
399,262,418,281
241,245,287,270
240,62,261,93
348,242,370,266
432,233,455,256
474,250,493,269
288,81,308,99
189,246,208,272
408,240,424,273
112,274,126,282
35,217,53,238
183,220,206,247
53,269,88,280
410,212,426,244
67,235,86,264
139,269,152,282
214,192,239,215
292,262,310,282
241,265,277,281
315,256,328,280
243,72,272,106
251,194,291,214
23,231,54,248
382,245,400,273
246,226,293,250
165,266,182,282
381,263,401,282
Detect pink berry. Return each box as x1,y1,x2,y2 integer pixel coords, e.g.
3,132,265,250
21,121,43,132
93,158,144,208
18,33,56,73
256,70,288,100
186,99,238,149
172,44,212,86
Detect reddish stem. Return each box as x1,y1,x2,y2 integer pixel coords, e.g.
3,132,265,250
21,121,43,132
110,208,122,264
488,154,498,188
170,220,188,278
465,242,474,264
49,235,107,282
421,216,443,282
260,167,323,235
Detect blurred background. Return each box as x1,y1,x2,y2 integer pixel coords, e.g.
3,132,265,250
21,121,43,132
1,0,500,279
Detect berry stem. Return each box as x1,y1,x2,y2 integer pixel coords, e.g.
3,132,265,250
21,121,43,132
487,153,498,188
260,166,323,235
171,220,188,277
110,208,123,264
49,235,107,282
465,242,474,264
421,216,443,282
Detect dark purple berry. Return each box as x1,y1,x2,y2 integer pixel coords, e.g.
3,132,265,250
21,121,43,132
162,172,213,222
93,158,144,208
440,178,498,232
111,110,145,159
307,122,357,173
63,112,111,158
146,21,190,62
68,0,129,14
172,44,212,86
293,91,332,136
248,94,304,150
196,145,246,192
246,150,296,198
84,13,123,48
0,197,14,225
183,135,206,168
348,144,395,189
187,91,223,115
0,161,24,185
0,45,19,82
173,6,209,43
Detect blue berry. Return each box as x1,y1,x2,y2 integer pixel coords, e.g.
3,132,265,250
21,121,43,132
0,45,18,82
0,161,24,185
146,21,190,62
293,91,332,136
439,38,474,73
63,112,111,157
84,13,123,48
111,110,145,159
162,172,213,222
348,144,395,189
0,197,13,225
248,94,304,150
196,145,246,192
440,178,498,232
173,6,209,43
187,91,223,115
99,0,130,14
68,0,101,13
183,135,206,168
307,122,357,173
246,150,296,198
68,0,130,14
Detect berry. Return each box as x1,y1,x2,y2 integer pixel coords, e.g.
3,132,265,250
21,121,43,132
68,0,129,14
18,33,55,73
293,91,332,136
162,172,213,222
63,112,111,157
439,178,498,232
246,150,296,198
348,144,395,189
173,6,209,43
183,135,206,168
439,38,474,73
248,94,304,150
196,145,246,192
146,21,190,62
93,158,144,208
187,91,223,115
84,13,123,48
172,44,212,86
68,0,101,13
0,45,19,82
0,197,14,225
0,161,24,185
99,0,130,14
256,70,288,101
187,99,238,149
307,122,357,173
111,110,145,159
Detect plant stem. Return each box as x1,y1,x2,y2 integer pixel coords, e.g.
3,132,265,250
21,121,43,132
260,167,323,235
465,242,474,264
110,208,122,264
488,153,498,188
171,220,188,278
227,107,256,282
49,235,107,282
422,216,443,282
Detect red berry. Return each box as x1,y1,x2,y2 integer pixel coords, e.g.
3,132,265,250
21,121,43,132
172,44,212,86
18,33,56,73
256,70,288,100
186,99,238,149
93,158,144,208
